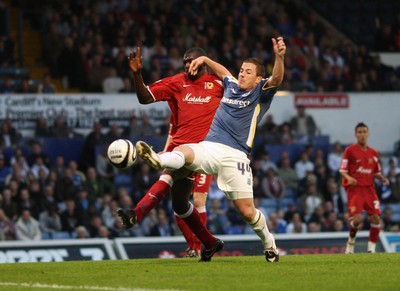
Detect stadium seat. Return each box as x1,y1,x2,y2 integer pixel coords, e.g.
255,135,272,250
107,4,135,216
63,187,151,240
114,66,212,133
51,231,71,240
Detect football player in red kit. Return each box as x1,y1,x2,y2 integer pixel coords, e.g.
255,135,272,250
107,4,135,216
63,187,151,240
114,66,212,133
339,122,389,253
117,46,223,257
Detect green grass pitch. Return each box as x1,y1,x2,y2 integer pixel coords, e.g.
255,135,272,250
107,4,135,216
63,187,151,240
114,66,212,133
1,253,399,290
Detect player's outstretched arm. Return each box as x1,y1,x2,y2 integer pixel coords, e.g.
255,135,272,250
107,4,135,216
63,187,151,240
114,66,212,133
128,47,154,104
267,37,286,87
189,56,232,81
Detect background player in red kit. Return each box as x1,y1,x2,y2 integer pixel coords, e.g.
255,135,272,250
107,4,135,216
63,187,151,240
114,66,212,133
117,46,223,257
339,122,389,253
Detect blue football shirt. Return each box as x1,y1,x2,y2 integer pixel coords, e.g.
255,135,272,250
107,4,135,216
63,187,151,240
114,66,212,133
205,76,278,154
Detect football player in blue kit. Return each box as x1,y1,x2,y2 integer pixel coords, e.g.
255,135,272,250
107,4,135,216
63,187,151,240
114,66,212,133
136,37,286,262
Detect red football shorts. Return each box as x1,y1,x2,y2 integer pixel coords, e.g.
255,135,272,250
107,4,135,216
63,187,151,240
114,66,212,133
193,173,213,194
346,185,381,217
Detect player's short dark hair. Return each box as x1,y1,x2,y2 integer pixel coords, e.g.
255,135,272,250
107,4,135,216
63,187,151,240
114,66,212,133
184,47,207,57
243,57,266,77
355,122,368,132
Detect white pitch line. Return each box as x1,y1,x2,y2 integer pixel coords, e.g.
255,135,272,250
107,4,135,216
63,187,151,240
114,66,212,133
0,282,181,291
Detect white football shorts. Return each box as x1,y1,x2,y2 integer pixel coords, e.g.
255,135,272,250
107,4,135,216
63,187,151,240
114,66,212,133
185,141,253,200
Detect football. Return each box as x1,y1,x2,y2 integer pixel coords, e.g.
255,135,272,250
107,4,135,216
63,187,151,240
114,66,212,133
107,139,137,169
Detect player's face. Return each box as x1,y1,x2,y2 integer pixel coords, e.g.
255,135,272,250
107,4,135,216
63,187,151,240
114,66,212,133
355,126,369,146
183,52,205,79
238,62,262,91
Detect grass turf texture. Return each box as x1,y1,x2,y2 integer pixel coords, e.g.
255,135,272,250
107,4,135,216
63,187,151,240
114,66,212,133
1,253,399,290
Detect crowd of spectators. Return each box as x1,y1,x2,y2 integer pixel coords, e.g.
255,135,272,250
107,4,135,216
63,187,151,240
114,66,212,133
1,0,400,93
0,108,400,241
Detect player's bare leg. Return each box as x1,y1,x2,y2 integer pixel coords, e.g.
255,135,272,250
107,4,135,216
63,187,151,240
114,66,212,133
233,197,279,262
345,214,362,254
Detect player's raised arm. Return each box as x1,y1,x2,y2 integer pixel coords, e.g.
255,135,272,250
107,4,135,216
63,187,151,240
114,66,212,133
188,56,232,81
266,37,286,87
128,47,154,104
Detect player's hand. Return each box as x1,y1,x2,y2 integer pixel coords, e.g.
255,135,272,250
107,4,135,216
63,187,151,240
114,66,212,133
382,177,390,186
188,56,206,76
272,37,286,59
128,47,143,73
347,177,357,186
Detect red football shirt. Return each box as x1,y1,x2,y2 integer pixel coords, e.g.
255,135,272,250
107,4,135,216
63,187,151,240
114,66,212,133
339,143,382,187
148,72,223,147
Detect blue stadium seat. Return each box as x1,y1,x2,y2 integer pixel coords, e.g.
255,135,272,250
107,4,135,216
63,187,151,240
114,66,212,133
51,231,71,239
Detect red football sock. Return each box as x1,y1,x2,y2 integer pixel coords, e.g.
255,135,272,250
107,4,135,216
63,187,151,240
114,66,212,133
175,216,194,249
135,180,171,222
193,211,208,251
369,223,380,243
181,206,215,249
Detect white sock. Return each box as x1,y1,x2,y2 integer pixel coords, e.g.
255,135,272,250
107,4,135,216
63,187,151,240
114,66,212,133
249,209,276,249
159,174,174,187
159,151,185,169
368,241,376,253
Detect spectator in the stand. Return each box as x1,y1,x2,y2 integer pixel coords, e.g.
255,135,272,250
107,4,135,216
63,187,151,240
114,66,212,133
60,199,82,234
30,157,50,180
74,225,89,238
102,67,124,93
39,185,59,212
18,188,40,218
375,23,397,52
123,115,142,139
0,155,11,191
300,177,324,221
58,36,81,89
0,209,16,240
391,173,400,203
75,188,97,227
41,21,64,76
132,163,158,204
0,118,21,148
0,188,18,221
51,155,66,178
35,116,53,138
15,208,42,241
326,180,345,216
37,73,56,93
327,141,344,181
68,160,86,189
261,168,285,202
286,212,307,233
50,116,71,137
87,54,109,92
38,203,62,235
289,105,317,142
149,209,174,237
266,211,287,234
0,76,16,93
258,114,280,144
139,114,157,137
55,168,79,201
85,167,115,200
381,207,399,232
277,157,298,198
294,151,315,180
258,151,278,173
207,199,228,235
102,123,122,145
80,122,105,171
27,142,50,168
17,77,36,93
279,122,294,144
96,146,118,183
